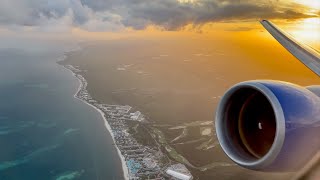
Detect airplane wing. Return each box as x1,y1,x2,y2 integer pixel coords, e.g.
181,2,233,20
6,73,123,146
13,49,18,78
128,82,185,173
260,20,320,76
261,20,320,180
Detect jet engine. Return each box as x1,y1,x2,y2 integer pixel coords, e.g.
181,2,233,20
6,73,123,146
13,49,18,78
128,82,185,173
215,80,320,171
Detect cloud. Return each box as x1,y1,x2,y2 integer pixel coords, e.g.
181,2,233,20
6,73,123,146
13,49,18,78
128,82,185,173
119,0,317,29
0,0,317,31
0,0,123,31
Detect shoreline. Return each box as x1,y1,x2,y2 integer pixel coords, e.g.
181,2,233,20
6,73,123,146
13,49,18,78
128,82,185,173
59,61,129,180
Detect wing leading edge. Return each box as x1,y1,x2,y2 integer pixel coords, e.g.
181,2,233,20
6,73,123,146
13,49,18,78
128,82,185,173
261,20,320,179
261,20,320,76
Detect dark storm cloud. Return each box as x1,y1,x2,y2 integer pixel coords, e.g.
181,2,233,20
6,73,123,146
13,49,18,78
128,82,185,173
120,0,314,29
0,0,316,31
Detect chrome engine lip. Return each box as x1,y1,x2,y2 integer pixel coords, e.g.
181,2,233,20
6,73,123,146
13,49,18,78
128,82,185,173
215,81,286,169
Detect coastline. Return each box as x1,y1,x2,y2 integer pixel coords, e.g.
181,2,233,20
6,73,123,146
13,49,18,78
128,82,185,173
57,48,195,180
59,60,129,180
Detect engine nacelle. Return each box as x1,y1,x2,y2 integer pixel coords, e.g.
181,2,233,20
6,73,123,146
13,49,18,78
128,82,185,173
215,80,320,171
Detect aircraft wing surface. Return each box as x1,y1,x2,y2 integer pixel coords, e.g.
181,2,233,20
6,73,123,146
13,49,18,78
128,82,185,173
262,20,320,180
261,20,320,76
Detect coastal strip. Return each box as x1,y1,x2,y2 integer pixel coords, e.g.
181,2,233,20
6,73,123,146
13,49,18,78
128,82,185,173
60,63,129,180
59,61,194,179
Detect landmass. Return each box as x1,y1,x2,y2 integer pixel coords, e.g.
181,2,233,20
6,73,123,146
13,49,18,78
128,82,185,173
56,35,316,179
62,64,193,179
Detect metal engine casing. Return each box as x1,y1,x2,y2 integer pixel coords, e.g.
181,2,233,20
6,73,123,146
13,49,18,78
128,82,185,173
215,80,320,171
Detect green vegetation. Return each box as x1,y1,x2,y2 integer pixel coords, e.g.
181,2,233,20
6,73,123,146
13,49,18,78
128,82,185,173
150,127,194,167
196,138,213,150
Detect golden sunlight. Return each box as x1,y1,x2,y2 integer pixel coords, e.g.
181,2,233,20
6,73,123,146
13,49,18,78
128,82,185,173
294,0,320,10
286,18,320,49
177,0,198,4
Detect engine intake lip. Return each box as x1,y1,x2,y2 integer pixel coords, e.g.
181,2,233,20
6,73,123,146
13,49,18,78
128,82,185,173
215,81,286,169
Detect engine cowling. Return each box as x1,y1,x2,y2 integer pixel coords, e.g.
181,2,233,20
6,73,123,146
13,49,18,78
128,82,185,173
215,80,320,171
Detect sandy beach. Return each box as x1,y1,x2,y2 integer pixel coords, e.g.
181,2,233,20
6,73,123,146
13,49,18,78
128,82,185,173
58,37,320,179
60,60,129,180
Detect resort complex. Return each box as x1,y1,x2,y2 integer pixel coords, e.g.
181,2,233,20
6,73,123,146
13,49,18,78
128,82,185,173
65,65,193,180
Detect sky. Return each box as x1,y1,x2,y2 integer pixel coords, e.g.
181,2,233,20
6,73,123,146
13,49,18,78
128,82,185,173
0,0,319,51
0,0,318,32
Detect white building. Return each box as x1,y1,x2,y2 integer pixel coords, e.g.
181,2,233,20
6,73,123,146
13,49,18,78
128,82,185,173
166,169,192,180
130,111,141,121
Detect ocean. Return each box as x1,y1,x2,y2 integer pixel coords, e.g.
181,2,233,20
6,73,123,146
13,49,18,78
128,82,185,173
0,47,124,180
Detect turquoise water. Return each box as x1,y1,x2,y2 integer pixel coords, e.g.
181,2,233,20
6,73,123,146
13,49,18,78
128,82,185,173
0,49,123,179
127,159,141,174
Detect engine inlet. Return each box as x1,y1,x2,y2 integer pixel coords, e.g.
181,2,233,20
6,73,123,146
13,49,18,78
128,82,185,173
215,81,286,170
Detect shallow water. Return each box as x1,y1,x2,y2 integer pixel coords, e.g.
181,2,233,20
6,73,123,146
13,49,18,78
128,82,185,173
0,48,123,179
